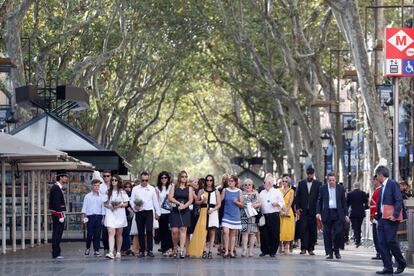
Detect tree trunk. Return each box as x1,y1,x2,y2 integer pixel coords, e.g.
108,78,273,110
326,0,392,163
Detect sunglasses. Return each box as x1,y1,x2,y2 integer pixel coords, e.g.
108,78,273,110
282,180,288,183
206,179,213,182
112,179,118,182
141,179,148,182
161,176,168,179
246,183,252,186
103,175,111,178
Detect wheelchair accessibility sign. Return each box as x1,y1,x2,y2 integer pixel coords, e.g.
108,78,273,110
402,60,414,74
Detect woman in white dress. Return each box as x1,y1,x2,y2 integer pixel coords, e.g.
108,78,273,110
103,174,129,259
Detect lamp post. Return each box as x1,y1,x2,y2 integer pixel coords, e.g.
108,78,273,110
385,97,395,178
299,150,308,179
320,131,331,183
343,119,356,192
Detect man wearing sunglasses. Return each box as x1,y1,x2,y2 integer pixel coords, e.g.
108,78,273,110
130,171,161,257
295,167,322,255
99,170,112,255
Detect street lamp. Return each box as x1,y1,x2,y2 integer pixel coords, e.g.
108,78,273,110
299,150,308,179
320,130,331,182
385,97,394,178
343,119,356,192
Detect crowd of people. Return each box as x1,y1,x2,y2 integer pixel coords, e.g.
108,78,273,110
48,165,409,274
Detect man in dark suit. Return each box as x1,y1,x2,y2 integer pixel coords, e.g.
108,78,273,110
295,167,321,255
346,182,368,247
48,170,68,259
375,166,406,275
316,172,349,259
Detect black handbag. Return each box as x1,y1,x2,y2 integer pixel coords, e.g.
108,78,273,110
161,196,173,211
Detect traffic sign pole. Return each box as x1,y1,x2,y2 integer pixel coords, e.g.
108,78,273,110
393,77,400,181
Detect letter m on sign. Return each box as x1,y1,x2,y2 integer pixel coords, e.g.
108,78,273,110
388,29,413,52
396,36,407,46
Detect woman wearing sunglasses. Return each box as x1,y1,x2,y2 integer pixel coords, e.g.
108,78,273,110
168,170,194,258
240,178,261,257
279,176,295,254
188,174,221,258
156,171,173,256
103,175,129,259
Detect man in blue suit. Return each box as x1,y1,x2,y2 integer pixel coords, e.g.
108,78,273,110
375,166,406,275
316,172,349,259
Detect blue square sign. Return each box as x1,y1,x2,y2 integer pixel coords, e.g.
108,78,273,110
402,59,414,75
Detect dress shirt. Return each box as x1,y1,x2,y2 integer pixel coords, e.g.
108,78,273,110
81,192,105,216
56,182,63,190
259,187,285,214
99,183,109,196
307,182,312,193
380,178,389,213
328,185,337,208
130,184,161,217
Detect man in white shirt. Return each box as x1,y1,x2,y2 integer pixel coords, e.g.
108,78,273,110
81,179,105,256
316,172,349,260
130,171,161,257
259,175,285,257
99,170,112,254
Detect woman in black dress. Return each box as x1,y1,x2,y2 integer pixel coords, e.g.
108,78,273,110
168,170,194,258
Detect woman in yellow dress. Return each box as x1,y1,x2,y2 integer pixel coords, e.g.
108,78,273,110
279,176,295,254
188,175,221,258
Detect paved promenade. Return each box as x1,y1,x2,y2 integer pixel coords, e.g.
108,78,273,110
0,242,412,276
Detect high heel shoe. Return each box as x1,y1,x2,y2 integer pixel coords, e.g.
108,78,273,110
179,251,185,259
202,251,207,259
207,252,213,259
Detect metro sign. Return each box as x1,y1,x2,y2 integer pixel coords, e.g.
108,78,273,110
384,28,414,76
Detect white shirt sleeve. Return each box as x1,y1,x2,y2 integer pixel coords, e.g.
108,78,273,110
276,190,285,209
130,187,136,210
152,188,161,217
81,194,89,214
122,191,129,202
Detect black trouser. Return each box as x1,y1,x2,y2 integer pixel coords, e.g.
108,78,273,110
52,216,65,258
323,209,343,255
372,222,381,257
259,212,280,255
300,213,317,251
121,214,132,252
101,224,109,250
136,210,154,253
159,213,173,252
86,215,103,251
350,216,364,244
378,219,406,271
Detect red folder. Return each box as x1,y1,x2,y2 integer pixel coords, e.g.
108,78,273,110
316,217,323,231
382,204,403,221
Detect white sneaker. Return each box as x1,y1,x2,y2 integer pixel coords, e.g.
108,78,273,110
116,252,121,258
55,256,64,259
105,252,114,259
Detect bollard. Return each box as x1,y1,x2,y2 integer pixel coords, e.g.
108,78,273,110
406,198,414,266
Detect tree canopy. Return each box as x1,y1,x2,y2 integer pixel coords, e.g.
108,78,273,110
0,0,406,185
